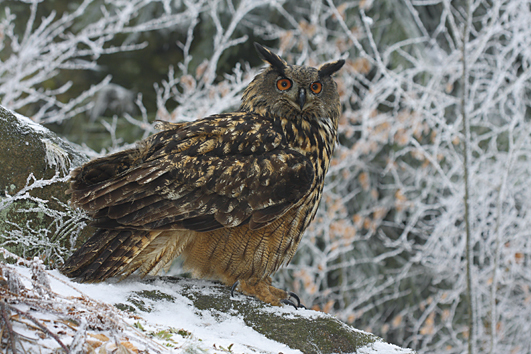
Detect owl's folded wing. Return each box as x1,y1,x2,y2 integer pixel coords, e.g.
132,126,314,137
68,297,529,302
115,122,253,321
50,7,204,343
69,114,315,232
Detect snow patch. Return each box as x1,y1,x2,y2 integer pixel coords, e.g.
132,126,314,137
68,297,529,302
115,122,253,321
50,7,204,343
12,110,50,134
358,340,416,354
8,265,301,353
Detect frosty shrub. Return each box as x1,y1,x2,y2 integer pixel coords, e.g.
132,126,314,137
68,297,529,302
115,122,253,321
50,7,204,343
0,173,88,265
2,0,531,353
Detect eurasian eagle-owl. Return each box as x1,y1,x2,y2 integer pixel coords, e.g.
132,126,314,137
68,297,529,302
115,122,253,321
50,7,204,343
62,43,345,307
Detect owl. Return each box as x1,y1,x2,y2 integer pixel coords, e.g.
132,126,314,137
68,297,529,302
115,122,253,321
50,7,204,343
61,43,344,307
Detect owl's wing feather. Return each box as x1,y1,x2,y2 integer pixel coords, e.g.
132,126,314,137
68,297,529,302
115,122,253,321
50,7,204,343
69,112,315,232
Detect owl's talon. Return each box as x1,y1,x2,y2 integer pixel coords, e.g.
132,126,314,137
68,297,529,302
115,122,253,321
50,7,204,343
230,280,240,297
288,291,306,309
280,298,299,309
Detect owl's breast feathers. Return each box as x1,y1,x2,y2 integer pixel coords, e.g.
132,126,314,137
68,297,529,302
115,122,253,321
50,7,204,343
68,112,322,235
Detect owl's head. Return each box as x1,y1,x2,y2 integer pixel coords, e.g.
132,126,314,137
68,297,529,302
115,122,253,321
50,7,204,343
241,43,344,127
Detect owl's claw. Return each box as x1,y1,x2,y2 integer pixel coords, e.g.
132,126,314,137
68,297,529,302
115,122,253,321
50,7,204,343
230,280,240,297
280,297,306,309
287,291,306,309
281,298,299,309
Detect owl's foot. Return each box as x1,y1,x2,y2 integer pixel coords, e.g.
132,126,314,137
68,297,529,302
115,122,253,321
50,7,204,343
230,278,305,308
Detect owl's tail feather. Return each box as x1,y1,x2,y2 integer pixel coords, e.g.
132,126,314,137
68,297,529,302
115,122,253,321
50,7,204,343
62,229,194,283
61,228,159,282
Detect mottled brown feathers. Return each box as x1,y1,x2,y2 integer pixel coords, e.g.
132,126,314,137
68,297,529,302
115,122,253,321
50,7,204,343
62,44,344,306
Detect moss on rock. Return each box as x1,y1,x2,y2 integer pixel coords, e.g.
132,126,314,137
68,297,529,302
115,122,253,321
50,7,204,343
0,105,93,265
129,277,409,354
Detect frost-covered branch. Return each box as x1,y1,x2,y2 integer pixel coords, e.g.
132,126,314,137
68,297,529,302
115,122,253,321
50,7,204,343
0,173,68,212
1,172,87,264
0,0,200,124
0,251,171,353
459,0,475,353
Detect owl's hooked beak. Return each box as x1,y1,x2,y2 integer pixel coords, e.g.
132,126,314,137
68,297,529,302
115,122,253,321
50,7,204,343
296,88,306,111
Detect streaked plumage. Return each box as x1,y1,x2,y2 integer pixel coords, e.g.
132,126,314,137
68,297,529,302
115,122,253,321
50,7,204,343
62,43,344,306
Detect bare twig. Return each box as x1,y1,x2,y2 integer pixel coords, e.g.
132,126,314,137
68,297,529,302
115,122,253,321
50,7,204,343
7,303,70,353
1,300,20,354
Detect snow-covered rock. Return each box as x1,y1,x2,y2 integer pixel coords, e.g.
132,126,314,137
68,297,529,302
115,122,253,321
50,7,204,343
0,254,415,354
0,106,94,264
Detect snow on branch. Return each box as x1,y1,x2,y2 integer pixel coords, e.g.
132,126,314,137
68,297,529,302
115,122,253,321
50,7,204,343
0,0,199,124
0,173,86,265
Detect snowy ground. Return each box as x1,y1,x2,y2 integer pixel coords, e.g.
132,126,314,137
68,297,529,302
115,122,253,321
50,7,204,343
0,253,414,353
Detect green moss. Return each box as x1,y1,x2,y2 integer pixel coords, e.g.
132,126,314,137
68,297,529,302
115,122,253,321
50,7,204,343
115,303,137,313
122,289,178,313
134,289,176,302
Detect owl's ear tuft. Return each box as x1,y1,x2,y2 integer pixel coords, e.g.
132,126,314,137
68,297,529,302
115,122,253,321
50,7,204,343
318,60,345,78
254,43,287,75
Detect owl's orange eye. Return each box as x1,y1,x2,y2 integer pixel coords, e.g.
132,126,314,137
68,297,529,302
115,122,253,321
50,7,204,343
310,82,322,94
276,78,292,91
